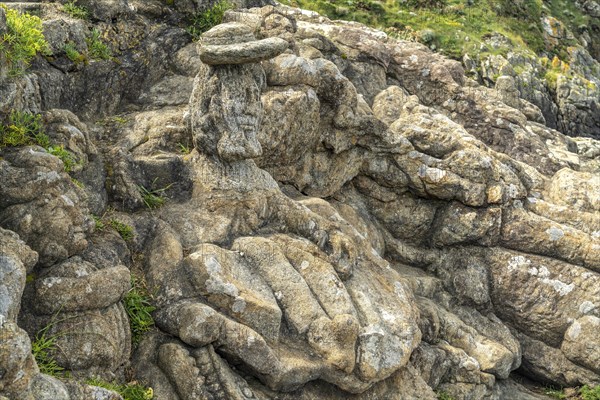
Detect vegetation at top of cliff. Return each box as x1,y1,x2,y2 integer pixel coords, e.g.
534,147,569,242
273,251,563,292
187,0,232,40
279,0,589,61
0,5,50,77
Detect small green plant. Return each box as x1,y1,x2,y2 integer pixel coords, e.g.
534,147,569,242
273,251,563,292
47,145,77,172
93,214,105,231
177,142,191,154
405,0,447,9
111,116,128,124
71,177,84,188
581,385,600,400
31,318,64,376
63,41,85,64
123,275,155,347
139,179,172,209
86,29,112,60
26,273,36,283
86,378,154,400
436,390,455,400
544,387,566,399
187,0,232,40
109,219,134,241
0,5,50,76
0,111,49,149
63,0,89,20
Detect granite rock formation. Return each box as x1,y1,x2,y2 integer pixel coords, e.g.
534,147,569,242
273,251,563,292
0,1,599,399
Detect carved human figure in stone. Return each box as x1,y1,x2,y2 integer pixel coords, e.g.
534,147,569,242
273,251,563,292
139,21,422,399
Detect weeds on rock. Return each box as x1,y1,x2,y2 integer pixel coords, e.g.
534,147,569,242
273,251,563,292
86,28,112,60
436,390,455,400
545,387,567,399
0,111,49,149
177,142,191,154
187,0,232,40
63,41,86,64
63,0,89,20
139,179,172,209
86,378,154,400
0,111,81,172
48,145,78,172
92,214,105,231
110,219,134,241
123,275,155,347
0,5,50,77
31,315,65,377
581,385,600,400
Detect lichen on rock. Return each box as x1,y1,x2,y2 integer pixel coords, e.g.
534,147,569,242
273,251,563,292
0,1,599,400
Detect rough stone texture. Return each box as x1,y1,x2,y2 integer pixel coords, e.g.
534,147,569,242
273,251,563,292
0,147,92,266
1,2,600,400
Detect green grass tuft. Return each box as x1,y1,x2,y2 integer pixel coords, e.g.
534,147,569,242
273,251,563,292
109,219,134,241
63,41,86,64
93,214,105,231
177,142,191,155
123,275,155,347
581,385,600,400
139,179,172,209
86,28,112,60
187,0,232,40
86,378,154,400
436,390,455,400
31,318,65,377
544,387,566,399
47,145,77,172
63,0,89,20
0,111,49,149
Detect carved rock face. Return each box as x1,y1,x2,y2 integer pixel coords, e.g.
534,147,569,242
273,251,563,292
189,22,289,162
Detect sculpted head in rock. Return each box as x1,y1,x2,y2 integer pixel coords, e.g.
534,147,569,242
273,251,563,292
189,22,289,161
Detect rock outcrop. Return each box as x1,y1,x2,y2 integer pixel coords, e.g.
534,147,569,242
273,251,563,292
0,1,599,399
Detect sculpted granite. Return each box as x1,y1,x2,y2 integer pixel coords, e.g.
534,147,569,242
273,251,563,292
0,1,599,400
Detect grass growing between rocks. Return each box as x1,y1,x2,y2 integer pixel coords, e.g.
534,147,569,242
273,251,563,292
86,28,112,60
436,390,455,400
30,312,70,377
544,385,600,400
63,41,85,64
63,0,89,20
0,111,49,148
187,0,232,40
0,5,50,77
110,219,134,241
31,323,65,376
123,275,155,347
86,378,154,400
139,179,172,209
546,388,567,399
0,111,81,172
48,144,78,172
581,385,600,400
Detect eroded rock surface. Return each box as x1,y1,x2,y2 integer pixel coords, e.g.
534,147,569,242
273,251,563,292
1,2,599,400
